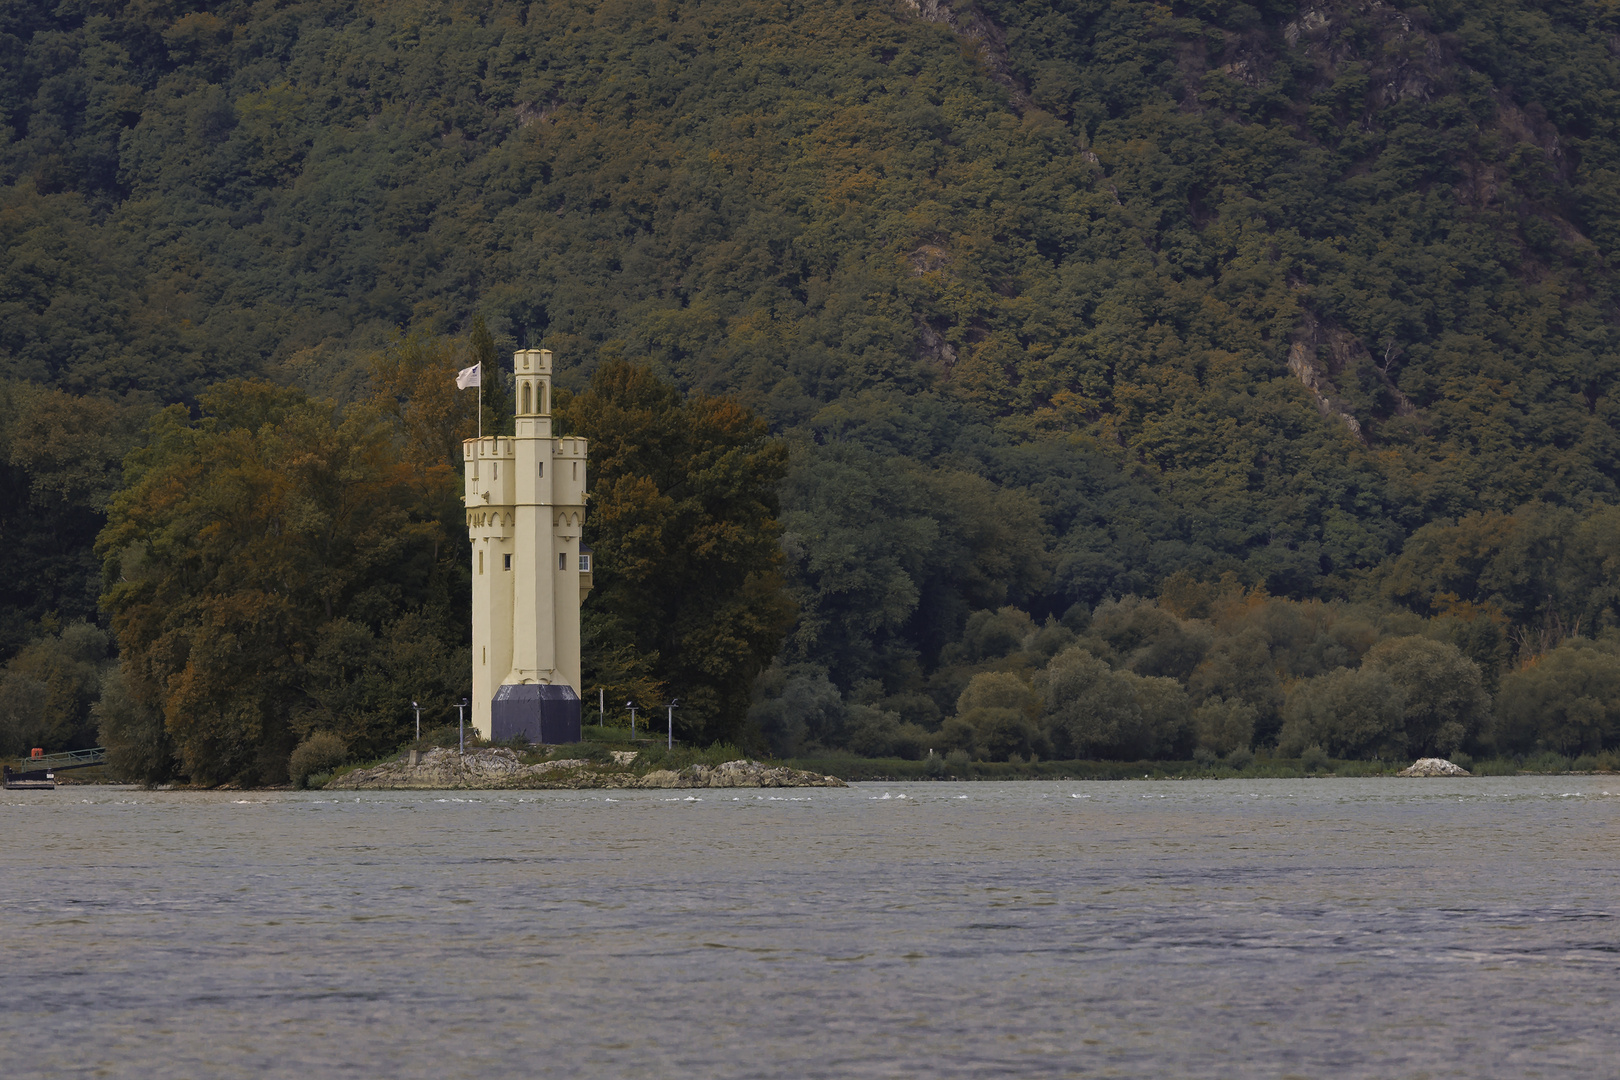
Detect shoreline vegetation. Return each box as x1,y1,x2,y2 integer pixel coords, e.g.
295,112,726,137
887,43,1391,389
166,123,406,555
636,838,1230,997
785,751,1620,783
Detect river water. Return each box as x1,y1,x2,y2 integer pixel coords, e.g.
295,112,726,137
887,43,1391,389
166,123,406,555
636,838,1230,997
1,778,1616,1078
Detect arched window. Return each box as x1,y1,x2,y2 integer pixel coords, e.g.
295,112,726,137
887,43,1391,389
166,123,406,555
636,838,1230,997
539,382,548,414
521,383,532,414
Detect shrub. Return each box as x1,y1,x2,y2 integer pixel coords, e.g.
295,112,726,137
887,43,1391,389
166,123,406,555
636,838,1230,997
1193,696,1256,756
1362,636,1490,756
1278,667,1406,759
289,731,347,789
947,672,1043,761
748,663,844,756
1495,640,1620,755
844,703,930,759
95,667,176,785
1039,647,1191,759
1520,750,1572,774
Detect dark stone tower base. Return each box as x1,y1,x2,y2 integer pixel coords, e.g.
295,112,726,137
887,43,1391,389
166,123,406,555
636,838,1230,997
491,684,582,745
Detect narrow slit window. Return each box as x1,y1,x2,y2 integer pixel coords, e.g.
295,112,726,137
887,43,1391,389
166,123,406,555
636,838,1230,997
493,462,498,480
559,552,568,571
478,550,484,575
572,461,578,480
482,647,486,665
503,554,512,571
521,383,531,414
538,461,544,478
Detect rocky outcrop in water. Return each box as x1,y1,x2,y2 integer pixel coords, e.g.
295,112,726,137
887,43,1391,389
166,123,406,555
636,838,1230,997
1397,757,1472,777
325,747,845,790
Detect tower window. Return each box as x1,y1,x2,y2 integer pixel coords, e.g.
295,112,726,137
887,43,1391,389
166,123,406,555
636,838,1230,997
538,461,544,478
503,554,512,571
573,461,578,480
539,383,548,413
521,383,532,414
478,550,483,574
559,552,568,571
493,462,498,480
579,553,591,572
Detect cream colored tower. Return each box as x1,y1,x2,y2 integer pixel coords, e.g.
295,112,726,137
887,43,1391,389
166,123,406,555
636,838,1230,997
464,348,591,739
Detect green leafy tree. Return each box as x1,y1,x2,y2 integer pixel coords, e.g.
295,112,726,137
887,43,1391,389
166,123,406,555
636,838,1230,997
0,381,147,660
1362,636,1491,756
1038,646,1190,759
94,666,174,785
1278,668,1407,760
0,620,110,756
558,361,794,744
1193,696,1256,757
746,663,845,756
1495,640,1620,755
943,671,1043,762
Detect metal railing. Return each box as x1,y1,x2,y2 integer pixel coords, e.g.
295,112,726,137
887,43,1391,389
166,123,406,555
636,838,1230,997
12,748,106,771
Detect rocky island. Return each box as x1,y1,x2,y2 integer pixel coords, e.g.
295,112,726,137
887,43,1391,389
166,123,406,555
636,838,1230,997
325,747,845,791
1397,758,1473,777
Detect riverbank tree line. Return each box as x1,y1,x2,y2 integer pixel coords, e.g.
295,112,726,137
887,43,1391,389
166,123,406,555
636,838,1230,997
4,346,1620,778
754,578,1620,764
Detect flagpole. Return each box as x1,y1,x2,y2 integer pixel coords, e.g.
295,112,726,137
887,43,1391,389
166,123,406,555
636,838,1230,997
477,362,482,441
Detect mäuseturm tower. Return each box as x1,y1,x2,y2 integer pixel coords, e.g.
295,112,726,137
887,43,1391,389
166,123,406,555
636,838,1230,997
463,348,590,743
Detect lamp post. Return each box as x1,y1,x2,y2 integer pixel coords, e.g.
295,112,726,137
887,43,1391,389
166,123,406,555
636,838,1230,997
626,699,637,739
456,697,469,753
666,697,679,750
411,700,421,743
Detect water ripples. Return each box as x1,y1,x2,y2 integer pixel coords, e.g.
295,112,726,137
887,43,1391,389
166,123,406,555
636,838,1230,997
1,776,1616,1078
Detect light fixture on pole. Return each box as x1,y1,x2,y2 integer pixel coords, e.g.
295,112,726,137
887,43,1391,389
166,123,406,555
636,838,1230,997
411,700,421,742
626,699,637,739
457,697,469,754
666,698,679,750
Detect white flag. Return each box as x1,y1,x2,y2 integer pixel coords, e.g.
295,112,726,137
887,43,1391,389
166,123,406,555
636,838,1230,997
455,363,481,389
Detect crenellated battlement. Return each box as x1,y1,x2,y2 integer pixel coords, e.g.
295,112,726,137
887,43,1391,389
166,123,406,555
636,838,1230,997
465,436,518,460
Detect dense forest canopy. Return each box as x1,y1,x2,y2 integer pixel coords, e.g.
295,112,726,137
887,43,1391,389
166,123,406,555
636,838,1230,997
5,0,1620,770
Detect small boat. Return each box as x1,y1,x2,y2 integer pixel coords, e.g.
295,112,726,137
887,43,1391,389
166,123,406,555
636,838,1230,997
3,766,55,790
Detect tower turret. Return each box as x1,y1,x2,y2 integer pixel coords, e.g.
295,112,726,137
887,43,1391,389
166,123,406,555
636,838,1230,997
464,349,590,742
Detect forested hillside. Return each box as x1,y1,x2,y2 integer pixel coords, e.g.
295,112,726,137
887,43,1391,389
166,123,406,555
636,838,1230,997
6,0,1620,771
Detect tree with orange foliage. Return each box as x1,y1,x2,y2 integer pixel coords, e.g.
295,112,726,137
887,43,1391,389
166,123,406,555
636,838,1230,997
98,380,467,785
